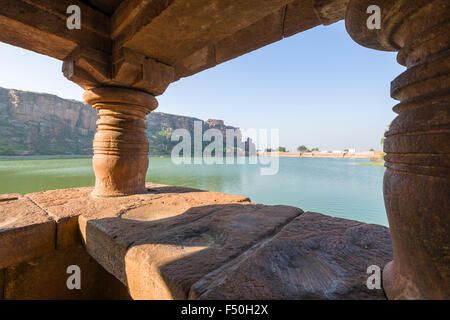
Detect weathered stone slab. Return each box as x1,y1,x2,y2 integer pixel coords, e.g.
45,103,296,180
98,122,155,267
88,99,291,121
4,246,130,300
190,212,393,300
26,187,93,249
25,183,163,248
79,192,302,299
27,183,249,249
0,197,55,269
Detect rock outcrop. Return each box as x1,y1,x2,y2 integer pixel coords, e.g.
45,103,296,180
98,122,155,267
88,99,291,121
204,119,237,136
0,87,239,156
0,87,97,155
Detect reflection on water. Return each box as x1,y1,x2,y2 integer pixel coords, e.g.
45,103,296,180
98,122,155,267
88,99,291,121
0,156,388,226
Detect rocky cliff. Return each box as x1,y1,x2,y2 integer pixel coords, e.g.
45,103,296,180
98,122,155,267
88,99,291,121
0,87,239,156
0,87,97,155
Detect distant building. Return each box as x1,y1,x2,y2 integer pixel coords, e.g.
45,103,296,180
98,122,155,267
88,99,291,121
244,137,256,156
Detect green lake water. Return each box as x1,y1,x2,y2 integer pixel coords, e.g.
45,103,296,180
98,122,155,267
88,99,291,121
0,157,388,226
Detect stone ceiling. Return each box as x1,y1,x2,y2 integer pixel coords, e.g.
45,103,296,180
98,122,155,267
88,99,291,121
80,0,123,16
0,0,349,95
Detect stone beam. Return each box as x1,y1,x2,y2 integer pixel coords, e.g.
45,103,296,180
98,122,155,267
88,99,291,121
0,0,111,60
314,0,350,25
111,0,173,50
284,0,322,37
22,0,110,37
346,0,450,300
163,0,348,79
1,0,350,85
83,0,123,16
117,0,300,66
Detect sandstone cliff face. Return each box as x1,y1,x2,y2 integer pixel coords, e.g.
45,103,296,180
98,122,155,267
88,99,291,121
148,112,203,134
148,113,238,136
205,119,236,135
0,87,239,156
0,87,97,155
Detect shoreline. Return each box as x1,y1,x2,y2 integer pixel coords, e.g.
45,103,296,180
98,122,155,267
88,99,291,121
0,155,92,160
0,152,384,161
257,151,384,159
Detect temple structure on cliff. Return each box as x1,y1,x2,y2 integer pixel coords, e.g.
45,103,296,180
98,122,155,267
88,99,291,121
0,0,448,300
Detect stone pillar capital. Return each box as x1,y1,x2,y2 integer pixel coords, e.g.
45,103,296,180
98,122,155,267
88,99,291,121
83,87,158,113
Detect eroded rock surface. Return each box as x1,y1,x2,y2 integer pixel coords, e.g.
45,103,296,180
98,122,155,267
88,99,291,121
190,212,392,300
0,196,55,268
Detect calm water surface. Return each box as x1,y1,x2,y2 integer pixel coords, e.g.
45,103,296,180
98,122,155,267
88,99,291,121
0,157,388,226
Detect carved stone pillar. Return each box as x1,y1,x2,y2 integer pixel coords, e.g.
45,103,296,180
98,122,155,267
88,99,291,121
346,0,449,299
63,45,174,197
83,87,158,197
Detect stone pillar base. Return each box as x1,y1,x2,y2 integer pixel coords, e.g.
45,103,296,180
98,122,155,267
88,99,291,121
383,261,422,300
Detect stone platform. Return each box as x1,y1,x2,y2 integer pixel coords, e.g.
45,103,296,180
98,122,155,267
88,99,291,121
0,183,393,300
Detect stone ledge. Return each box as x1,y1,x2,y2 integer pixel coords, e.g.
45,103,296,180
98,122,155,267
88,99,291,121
25,183,250,249
75,186,263,299
120,204,302,299
0,196,55,269
190,212,393,300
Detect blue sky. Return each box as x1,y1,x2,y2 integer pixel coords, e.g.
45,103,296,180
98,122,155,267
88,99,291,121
0,21,404,152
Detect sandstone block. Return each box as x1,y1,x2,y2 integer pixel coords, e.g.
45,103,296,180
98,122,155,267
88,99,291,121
190,212,393,300
27,184,249,250
77,186,299,299
0,197,55,269
77,186,251,284
26,187,93,249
